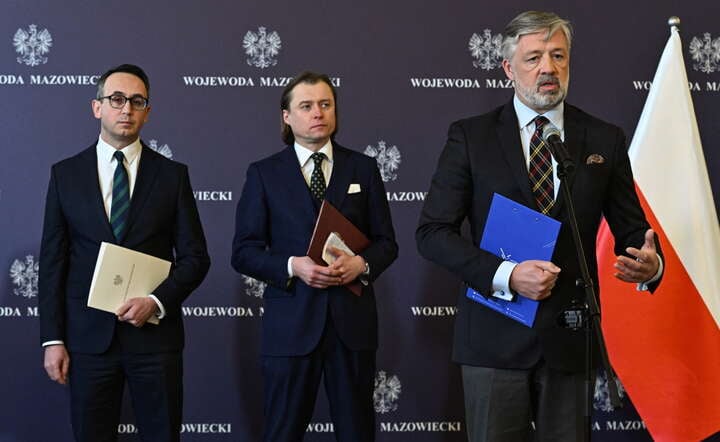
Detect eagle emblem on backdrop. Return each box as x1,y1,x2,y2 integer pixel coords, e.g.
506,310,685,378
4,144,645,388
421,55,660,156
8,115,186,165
13,24,53,67
373,370,402,414
9,255,39,299
242,275,267,298
243,26,282,69
147,139,173,159
364,141,401,182
593,370,626,412
689,33,720,74
468,29,503,71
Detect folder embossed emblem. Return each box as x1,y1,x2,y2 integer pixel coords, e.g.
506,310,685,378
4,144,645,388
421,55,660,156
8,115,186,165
87,242,171,324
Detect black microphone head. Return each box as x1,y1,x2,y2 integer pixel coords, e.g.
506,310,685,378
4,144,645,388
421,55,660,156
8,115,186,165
542,123,562,142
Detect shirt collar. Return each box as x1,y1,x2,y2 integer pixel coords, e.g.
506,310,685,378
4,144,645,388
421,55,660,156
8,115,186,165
293,140,334,168
96,136,142,165
513,94,564,133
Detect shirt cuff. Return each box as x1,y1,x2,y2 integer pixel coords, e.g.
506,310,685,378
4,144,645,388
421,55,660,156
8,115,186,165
637,254,664,291
42,340,64,347
148,294,166,319
287,257,295,278
491,261,517,301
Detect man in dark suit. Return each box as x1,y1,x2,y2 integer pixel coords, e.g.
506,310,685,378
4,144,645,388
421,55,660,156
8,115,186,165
232,71,398,441
39,64,210,442
416,12,662,442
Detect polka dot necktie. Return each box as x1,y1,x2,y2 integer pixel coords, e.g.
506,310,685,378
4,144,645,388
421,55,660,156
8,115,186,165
110,151,130,240
309,152,327,201
528,116,554,214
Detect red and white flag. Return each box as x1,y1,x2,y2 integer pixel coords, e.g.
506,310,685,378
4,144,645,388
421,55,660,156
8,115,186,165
597,27,720,441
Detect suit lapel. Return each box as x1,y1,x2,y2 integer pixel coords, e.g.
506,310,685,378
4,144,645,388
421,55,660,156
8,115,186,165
77,145,116,241
123,144,159,242
496,103,535,207
324,144,353,210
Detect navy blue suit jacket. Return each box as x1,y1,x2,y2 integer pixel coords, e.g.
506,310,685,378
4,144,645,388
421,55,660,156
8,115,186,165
232,144,398,356
417,102,661,372
39,143,210,354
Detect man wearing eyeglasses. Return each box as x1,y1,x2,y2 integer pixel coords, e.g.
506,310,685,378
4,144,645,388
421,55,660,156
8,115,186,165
39,64,210,442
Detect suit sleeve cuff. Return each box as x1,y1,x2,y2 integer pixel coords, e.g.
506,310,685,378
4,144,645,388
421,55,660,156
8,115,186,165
491,261,517,301
148,294,166,319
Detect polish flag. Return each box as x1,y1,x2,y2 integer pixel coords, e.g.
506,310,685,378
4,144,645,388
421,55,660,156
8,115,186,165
596,26,720,441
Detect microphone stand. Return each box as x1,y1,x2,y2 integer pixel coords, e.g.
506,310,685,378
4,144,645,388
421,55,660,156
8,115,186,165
550,145,622,442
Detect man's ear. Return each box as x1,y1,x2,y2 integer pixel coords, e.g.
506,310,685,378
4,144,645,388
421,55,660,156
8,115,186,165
501,59,514,81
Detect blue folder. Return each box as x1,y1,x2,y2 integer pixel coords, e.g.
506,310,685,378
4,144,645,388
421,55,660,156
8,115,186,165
465,193,561,327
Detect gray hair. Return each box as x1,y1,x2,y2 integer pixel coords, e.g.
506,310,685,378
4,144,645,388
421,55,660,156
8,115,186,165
501,11,573,61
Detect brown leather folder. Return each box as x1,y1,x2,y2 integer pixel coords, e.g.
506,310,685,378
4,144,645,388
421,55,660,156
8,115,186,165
306,200,370,296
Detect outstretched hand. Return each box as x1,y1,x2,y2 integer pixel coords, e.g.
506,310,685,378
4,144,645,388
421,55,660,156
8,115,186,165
614,229,659,283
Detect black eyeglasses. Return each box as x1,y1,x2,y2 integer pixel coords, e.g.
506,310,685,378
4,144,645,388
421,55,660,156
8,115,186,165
98,94,149,110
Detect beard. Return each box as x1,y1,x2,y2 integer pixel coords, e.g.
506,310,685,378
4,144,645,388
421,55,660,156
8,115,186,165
516,74,568,112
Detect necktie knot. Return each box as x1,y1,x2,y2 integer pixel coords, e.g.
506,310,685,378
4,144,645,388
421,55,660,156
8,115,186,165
311,152,326,166
113,150,126,164
533,115,549,132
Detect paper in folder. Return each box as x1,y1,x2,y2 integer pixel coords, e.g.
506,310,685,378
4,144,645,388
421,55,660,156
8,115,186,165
466,193,561,327
307,200,370,296
87,242,171,324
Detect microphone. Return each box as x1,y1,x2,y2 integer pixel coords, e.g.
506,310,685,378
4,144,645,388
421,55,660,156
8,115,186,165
542,123,575,174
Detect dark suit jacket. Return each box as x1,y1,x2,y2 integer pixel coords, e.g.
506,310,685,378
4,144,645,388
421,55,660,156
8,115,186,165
416,102,660,372
231,143,398,356
39,142,210,354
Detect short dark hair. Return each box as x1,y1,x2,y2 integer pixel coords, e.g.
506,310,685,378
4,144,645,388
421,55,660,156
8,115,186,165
280,71,338,145
96,64,150,100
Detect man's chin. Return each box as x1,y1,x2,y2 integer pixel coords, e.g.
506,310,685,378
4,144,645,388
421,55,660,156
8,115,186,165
531,92,565,111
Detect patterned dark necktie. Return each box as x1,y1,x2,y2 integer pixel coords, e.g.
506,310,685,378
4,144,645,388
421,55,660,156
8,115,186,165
110,151,130,240
528,116,554,214
310,152,327,201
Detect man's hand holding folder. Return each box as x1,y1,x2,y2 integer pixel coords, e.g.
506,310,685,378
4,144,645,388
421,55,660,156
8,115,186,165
116,297,160,328
291,256,342,289
293,200,370,295
509,260,561,301
465,193,562,327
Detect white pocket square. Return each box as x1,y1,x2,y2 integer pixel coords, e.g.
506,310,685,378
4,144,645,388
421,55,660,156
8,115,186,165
348,184,361,194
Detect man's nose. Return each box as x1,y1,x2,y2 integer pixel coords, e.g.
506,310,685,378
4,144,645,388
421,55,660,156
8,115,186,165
120,99,133,113
538,53,557,73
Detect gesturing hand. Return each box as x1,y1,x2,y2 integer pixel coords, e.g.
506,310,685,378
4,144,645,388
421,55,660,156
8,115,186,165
614,229,659,283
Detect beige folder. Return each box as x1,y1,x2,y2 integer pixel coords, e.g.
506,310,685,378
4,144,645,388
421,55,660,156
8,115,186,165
87,242,171,325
